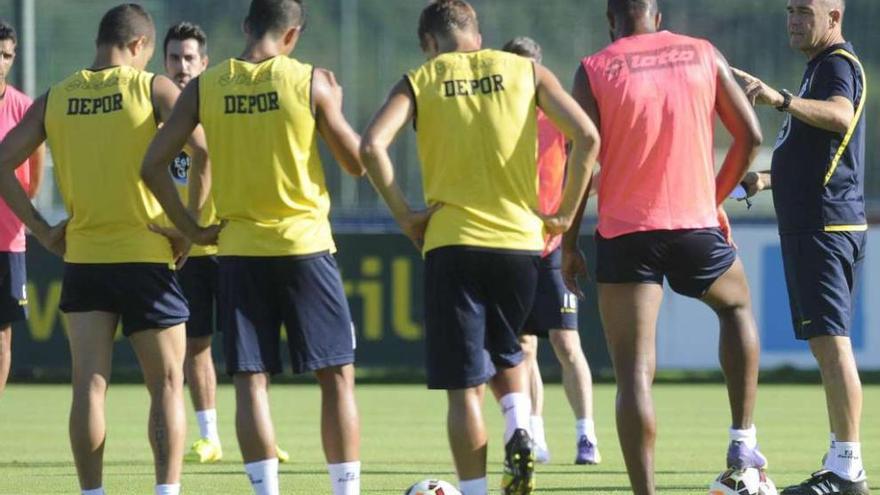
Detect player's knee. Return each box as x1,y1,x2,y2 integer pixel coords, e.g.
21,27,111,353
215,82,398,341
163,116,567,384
712,301,753,325
0,329,10,354
233,372,268,394
519,335,538,358
185,337,212,359
145,367,184,397
72,373,109,399
807,336,849,365
315,365,355,391
549,331,582,364
447,387,480,409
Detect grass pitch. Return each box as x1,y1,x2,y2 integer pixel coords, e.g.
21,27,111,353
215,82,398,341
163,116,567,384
0,383,877,494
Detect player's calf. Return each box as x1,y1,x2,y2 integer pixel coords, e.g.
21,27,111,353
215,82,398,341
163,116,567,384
0,326,11,396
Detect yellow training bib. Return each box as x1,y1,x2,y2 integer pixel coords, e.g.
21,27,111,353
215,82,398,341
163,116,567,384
407,49,542,253
198,56,335,256
45,66,173,264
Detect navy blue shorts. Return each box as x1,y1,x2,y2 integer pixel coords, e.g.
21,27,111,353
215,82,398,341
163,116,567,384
522,248,578,337
780,231,866,340
596,228,737,298
59,263,189,336
218,253,355,375
424,246,539,390
178,255,218,338
0,252,27,327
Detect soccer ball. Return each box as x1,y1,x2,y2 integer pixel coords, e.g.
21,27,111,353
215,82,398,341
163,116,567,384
404,479,462,495
709,468,778,495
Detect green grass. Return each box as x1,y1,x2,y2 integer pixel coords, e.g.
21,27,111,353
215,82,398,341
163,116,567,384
0,384,877,494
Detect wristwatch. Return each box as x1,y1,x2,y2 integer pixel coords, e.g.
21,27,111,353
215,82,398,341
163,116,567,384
776,89,793,112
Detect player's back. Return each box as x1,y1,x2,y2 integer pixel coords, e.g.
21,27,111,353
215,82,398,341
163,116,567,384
407,49,542,253
198,55,332,257
583,31,719,238
45,66,172,264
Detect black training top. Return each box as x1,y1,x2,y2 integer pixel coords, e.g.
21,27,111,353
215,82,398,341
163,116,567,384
771,42,867,234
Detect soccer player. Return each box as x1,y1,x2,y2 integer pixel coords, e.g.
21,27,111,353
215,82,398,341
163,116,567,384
562,1,767,494
360,2,599,494
732,1,869,493
141,1,363,494
0,20,44,398
162,20,291,466
162,20,224,465
501,36,600,467
0,5,206,495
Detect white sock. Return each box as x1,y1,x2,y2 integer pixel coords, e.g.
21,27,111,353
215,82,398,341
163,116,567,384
499,393,531,443
196,409,220,442
576,418,597,444
245,458,280,495
729,424,758,449
825,441,866,481
459,476,488,495
327,461,360,495
830,432,837,449
155,484,180,495
530,415,547,446
82,489,105,495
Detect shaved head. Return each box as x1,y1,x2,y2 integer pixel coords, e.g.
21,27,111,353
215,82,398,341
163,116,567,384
96,4,155,47
607,0,658,17
606,0,660,40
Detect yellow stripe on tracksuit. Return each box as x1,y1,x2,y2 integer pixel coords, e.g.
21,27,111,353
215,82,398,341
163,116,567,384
824,224,868,232
820,50,868,233
822,50,866,186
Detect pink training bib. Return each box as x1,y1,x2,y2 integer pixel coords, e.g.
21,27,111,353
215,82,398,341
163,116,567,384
537,109,566,256
583,31,720,239
0,85,33,253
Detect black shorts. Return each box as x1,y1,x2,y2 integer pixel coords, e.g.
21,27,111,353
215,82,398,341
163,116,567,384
424,246,539,390
522,248,578,337
0,252,27,327
595,228,737,298
59,262,189,336
218,253,355,375
178,255,218,338
781,231,866,340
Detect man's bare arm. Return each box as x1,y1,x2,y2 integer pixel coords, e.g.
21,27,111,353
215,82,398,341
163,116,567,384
360,79,438,250
142,76,210,244
535,63,600,235
26,143,46,199
715,50,763,205
313,68,364,177
563,65,600,250
0,94,64,254
184,127,211,217
732,67,854,134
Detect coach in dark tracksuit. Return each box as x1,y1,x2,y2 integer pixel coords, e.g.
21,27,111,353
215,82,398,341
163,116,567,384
732,1,869,494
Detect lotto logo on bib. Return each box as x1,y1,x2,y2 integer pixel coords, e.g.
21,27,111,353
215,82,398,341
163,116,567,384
624,45,698,73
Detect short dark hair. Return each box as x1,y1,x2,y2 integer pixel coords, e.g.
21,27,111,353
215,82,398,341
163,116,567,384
0,20,17,45
96,3,155,47
163,22,207,57
502,37,542,63
245,0,305,39
418,0,479,49
607,0,658,17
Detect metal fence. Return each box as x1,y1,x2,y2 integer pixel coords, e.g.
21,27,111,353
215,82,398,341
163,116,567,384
0,0,877,223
